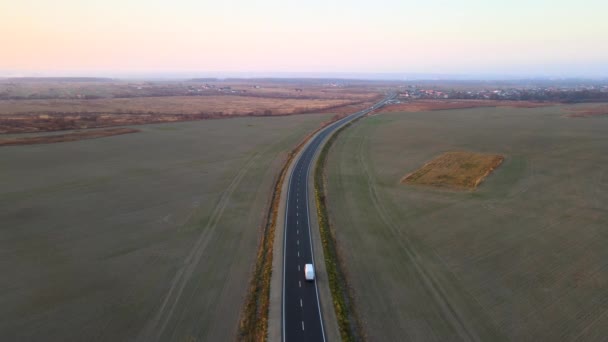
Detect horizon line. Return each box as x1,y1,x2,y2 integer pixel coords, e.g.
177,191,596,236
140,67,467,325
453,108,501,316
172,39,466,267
2,71,608,82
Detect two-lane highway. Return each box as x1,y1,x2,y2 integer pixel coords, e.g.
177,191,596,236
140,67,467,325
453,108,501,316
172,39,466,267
282,94,394,342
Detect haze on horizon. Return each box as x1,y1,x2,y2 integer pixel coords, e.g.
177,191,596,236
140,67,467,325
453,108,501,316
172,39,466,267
2,0,607,78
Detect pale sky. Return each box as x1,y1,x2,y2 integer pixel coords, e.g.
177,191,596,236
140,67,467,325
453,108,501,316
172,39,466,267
1,0,607,77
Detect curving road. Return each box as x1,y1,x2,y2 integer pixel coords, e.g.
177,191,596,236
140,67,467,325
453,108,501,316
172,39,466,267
282,93,395,342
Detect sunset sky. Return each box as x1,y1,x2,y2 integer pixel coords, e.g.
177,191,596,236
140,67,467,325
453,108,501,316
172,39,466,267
2,0,607,77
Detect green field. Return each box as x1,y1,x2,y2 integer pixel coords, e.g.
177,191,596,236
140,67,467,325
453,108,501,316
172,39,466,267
0,113,330,341
324,105,608,341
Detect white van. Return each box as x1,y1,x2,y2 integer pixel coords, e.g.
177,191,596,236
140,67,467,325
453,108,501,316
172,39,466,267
304,263,315,281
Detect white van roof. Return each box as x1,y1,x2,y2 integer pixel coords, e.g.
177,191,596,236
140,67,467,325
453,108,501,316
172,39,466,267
304,263,315,280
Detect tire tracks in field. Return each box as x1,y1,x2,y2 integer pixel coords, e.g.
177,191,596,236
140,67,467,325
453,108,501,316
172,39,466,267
593,169,606,210
137,153,261,342
354,132,489,342
169,155,276,342
572,290,608,341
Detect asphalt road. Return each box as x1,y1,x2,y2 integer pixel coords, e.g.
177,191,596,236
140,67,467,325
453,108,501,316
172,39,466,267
282,94,394,342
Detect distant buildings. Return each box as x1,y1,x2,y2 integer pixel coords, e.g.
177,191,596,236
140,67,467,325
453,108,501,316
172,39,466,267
396,84,608,102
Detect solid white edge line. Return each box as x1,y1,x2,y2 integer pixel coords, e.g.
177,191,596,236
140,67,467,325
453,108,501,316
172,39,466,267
282,138,312,342
305,127,328,342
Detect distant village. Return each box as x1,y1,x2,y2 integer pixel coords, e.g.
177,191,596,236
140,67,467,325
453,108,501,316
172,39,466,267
2,78,608,103
396,84,608,102
138,82,608,103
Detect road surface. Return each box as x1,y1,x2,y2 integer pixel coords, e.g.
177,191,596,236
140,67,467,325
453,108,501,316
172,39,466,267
282,94,394,341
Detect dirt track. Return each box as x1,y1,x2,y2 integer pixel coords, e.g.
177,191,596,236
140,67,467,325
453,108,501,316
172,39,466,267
0,128,139,146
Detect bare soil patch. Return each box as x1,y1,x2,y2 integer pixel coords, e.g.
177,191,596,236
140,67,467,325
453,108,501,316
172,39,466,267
378,100,553,113
402,151,504,189
0,128,139,146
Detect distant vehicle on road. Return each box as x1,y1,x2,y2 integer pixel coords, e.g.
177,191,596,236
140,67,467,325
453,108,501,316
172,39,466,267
304,263,315,281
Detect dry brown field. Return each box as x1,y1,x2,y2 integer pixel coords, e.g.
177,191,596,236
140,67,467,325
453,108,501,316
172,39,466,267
402,151,504,189
0,96,357,116
0,95,381,134
377,99,554,113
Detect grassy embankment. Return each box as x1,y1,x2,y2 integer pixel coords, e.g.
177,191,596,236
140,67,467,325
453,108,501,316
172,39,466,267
314,120,364,341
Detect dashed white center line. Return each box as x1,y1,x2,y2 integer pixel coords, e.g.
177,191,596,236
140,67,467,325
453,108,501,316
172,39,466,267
298,265,300,271
297,251,300,257
300,299,303,307
297,229,299,234
297,240,299,245
299,281,302,288
302,321,305,331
